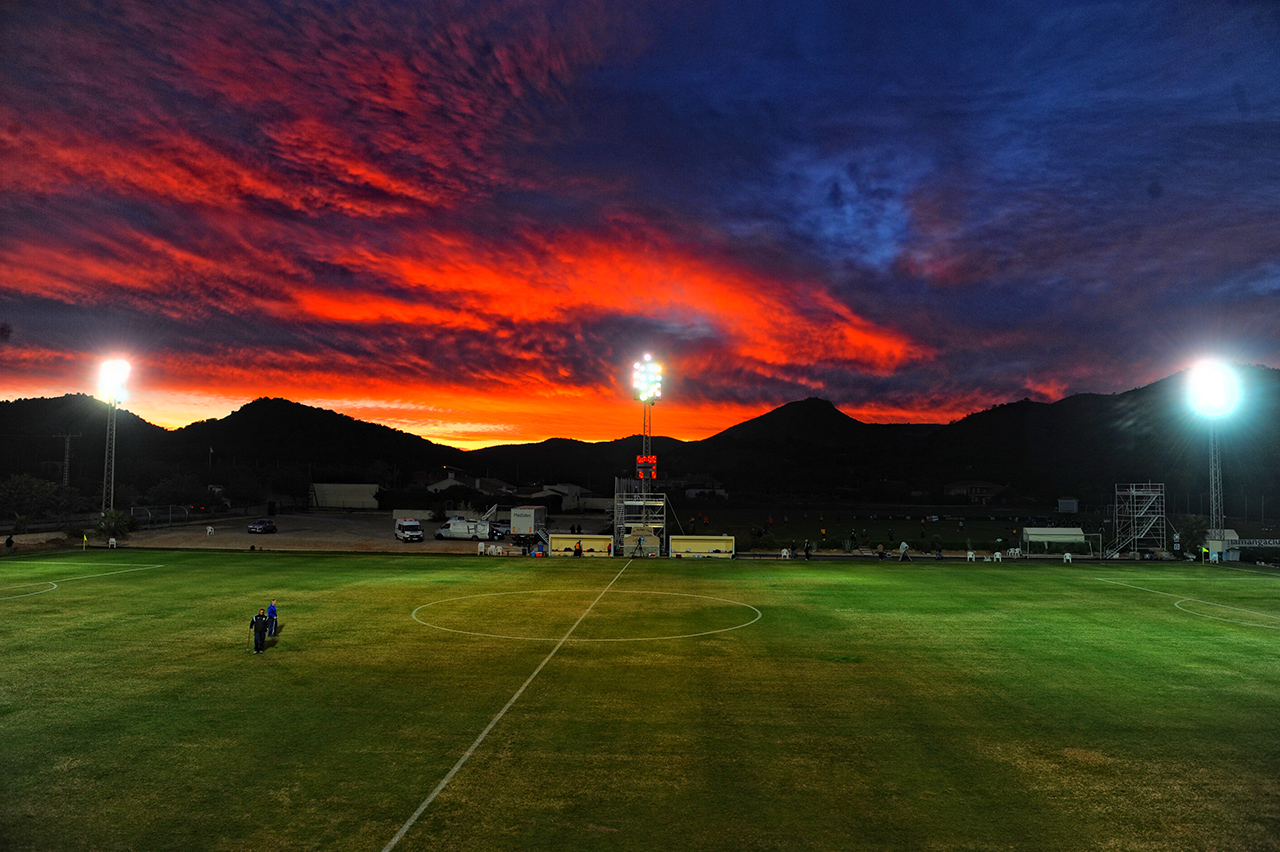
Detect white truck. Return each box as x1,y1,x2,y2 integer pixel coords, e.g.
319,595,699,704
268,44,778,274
434,517,497,541
509,506,548,547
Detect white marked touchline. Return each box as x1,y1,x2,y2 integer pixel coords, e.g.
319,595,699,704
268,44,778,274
1218,564,1280,577
381,560,633,852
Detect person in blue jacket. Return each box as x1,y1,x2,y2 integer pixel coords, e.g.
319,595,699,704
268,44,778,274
267,599,278,636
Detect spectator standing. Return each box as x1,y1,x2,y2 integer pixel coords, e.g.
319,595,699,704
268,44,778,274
249,609,270,654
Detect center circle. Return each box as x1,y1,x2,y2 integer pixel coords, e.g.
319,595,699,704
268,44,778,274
412,589,762,642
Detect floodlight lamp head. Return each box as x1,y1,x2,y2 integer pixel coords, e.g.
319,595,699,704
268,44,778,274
1187,359,1239,419
99,359,131,403
632,354,663,403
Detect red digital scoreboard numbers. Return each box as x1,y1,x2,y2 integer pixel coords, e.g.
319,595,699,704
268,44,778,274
636,455,657,479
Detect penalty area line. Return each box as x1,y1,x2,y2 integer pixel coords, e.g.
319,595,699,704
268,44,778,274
1096,577,1280,628
0,563,168,593
381,560,632,852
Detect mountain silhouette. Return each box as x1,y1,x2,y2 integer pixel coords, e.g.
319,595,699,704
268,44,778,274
2,366,1278,509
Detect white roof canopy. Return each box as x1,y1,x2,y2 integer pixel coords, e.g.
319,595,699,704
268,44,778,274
1021,527,1086,543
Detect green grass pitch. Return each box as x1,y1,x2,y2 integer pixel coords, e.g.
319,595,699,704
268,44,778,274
3,550,1279,851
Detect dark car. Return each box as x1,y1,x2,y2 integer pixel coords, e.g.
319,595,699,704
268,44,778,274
247,519,277,534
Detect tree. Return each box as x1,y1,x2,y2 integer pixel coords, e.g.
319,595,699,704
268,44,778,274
143,474,208,507
0,474,63,519
1171,514,1208,558
95,509,135,539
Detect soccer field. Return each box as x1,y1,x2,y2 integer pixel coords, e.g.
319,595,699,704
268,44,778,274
2,551,1279,851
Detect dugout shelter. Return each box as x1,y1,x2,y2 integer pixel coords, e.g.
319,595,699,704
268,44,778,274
668,535,735,558
1020,527,1093,557
548,534,613,557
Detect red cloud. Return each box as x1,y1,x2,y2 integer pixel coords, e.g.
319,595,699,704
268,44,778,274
307,227,932,381
0,0,953,446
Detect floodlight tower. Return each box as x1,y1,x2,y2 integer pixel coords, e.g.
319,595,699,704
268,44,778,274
632,354,662,486
99,359,130,514
1187,360,1240,559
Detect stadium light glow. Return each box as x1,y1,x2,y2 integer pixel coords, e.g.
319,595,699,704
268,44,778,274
99,359,131,403
99,359,130,514
1187,360,1239,419
632,354,663,402
1187,359,1238,562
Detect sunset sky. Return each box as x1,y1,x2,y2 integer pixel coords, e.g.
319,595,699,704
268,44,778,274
2,0,1278,449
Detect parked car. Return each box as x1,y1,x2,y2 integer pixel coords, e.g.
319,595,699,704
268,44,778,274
247,518,277,534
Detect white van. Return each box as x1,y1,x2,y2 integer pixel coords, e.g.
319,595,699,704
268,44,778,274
394,518,424,542
434,518,495,541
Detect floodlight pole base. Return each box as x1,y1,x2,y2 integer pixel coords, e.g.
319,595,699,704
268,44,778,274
1208,422,1224,551
102,399,117,514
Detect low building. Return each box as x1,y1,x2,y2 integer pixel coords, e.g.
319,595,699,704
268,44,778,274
425,467,517,497
531,483,590,512
311,483,379,509
944,481,1007,505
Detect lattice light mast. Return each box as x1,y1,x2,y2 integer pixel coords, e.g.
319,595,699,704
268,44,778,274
1187,360,1240,559
632,354,662,487
99,359,130,514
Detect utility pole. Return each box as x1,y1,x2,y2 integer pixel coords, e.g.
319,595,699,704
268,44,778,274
53,434,80,487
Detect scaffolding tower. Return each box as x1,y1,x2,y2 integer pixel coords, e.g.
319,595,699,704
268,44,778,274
1109,482,1166,558
613,476,667,557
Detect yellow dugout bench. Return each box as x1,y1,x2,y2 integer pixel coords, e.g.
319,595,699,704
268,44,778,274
668,535,735,558
548,534,614,557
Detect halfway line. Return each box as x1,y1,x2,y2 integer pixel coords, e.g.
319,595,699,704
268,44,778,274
381,560,632,852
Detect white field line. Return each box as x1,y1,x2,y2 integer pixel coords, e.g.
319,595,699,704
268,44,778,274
0,582,59,601
1217,563,1280,577
0,563,168,600
381,560,633,852
411,589,762,642
1096,577,1280,629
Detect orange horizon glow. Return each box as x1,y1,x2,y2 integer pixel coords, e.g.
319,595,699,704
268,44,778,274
0,363,1009,451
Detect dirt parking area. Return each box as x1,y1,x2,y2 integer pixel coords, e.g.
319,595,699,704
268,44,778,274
126,511,489,554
